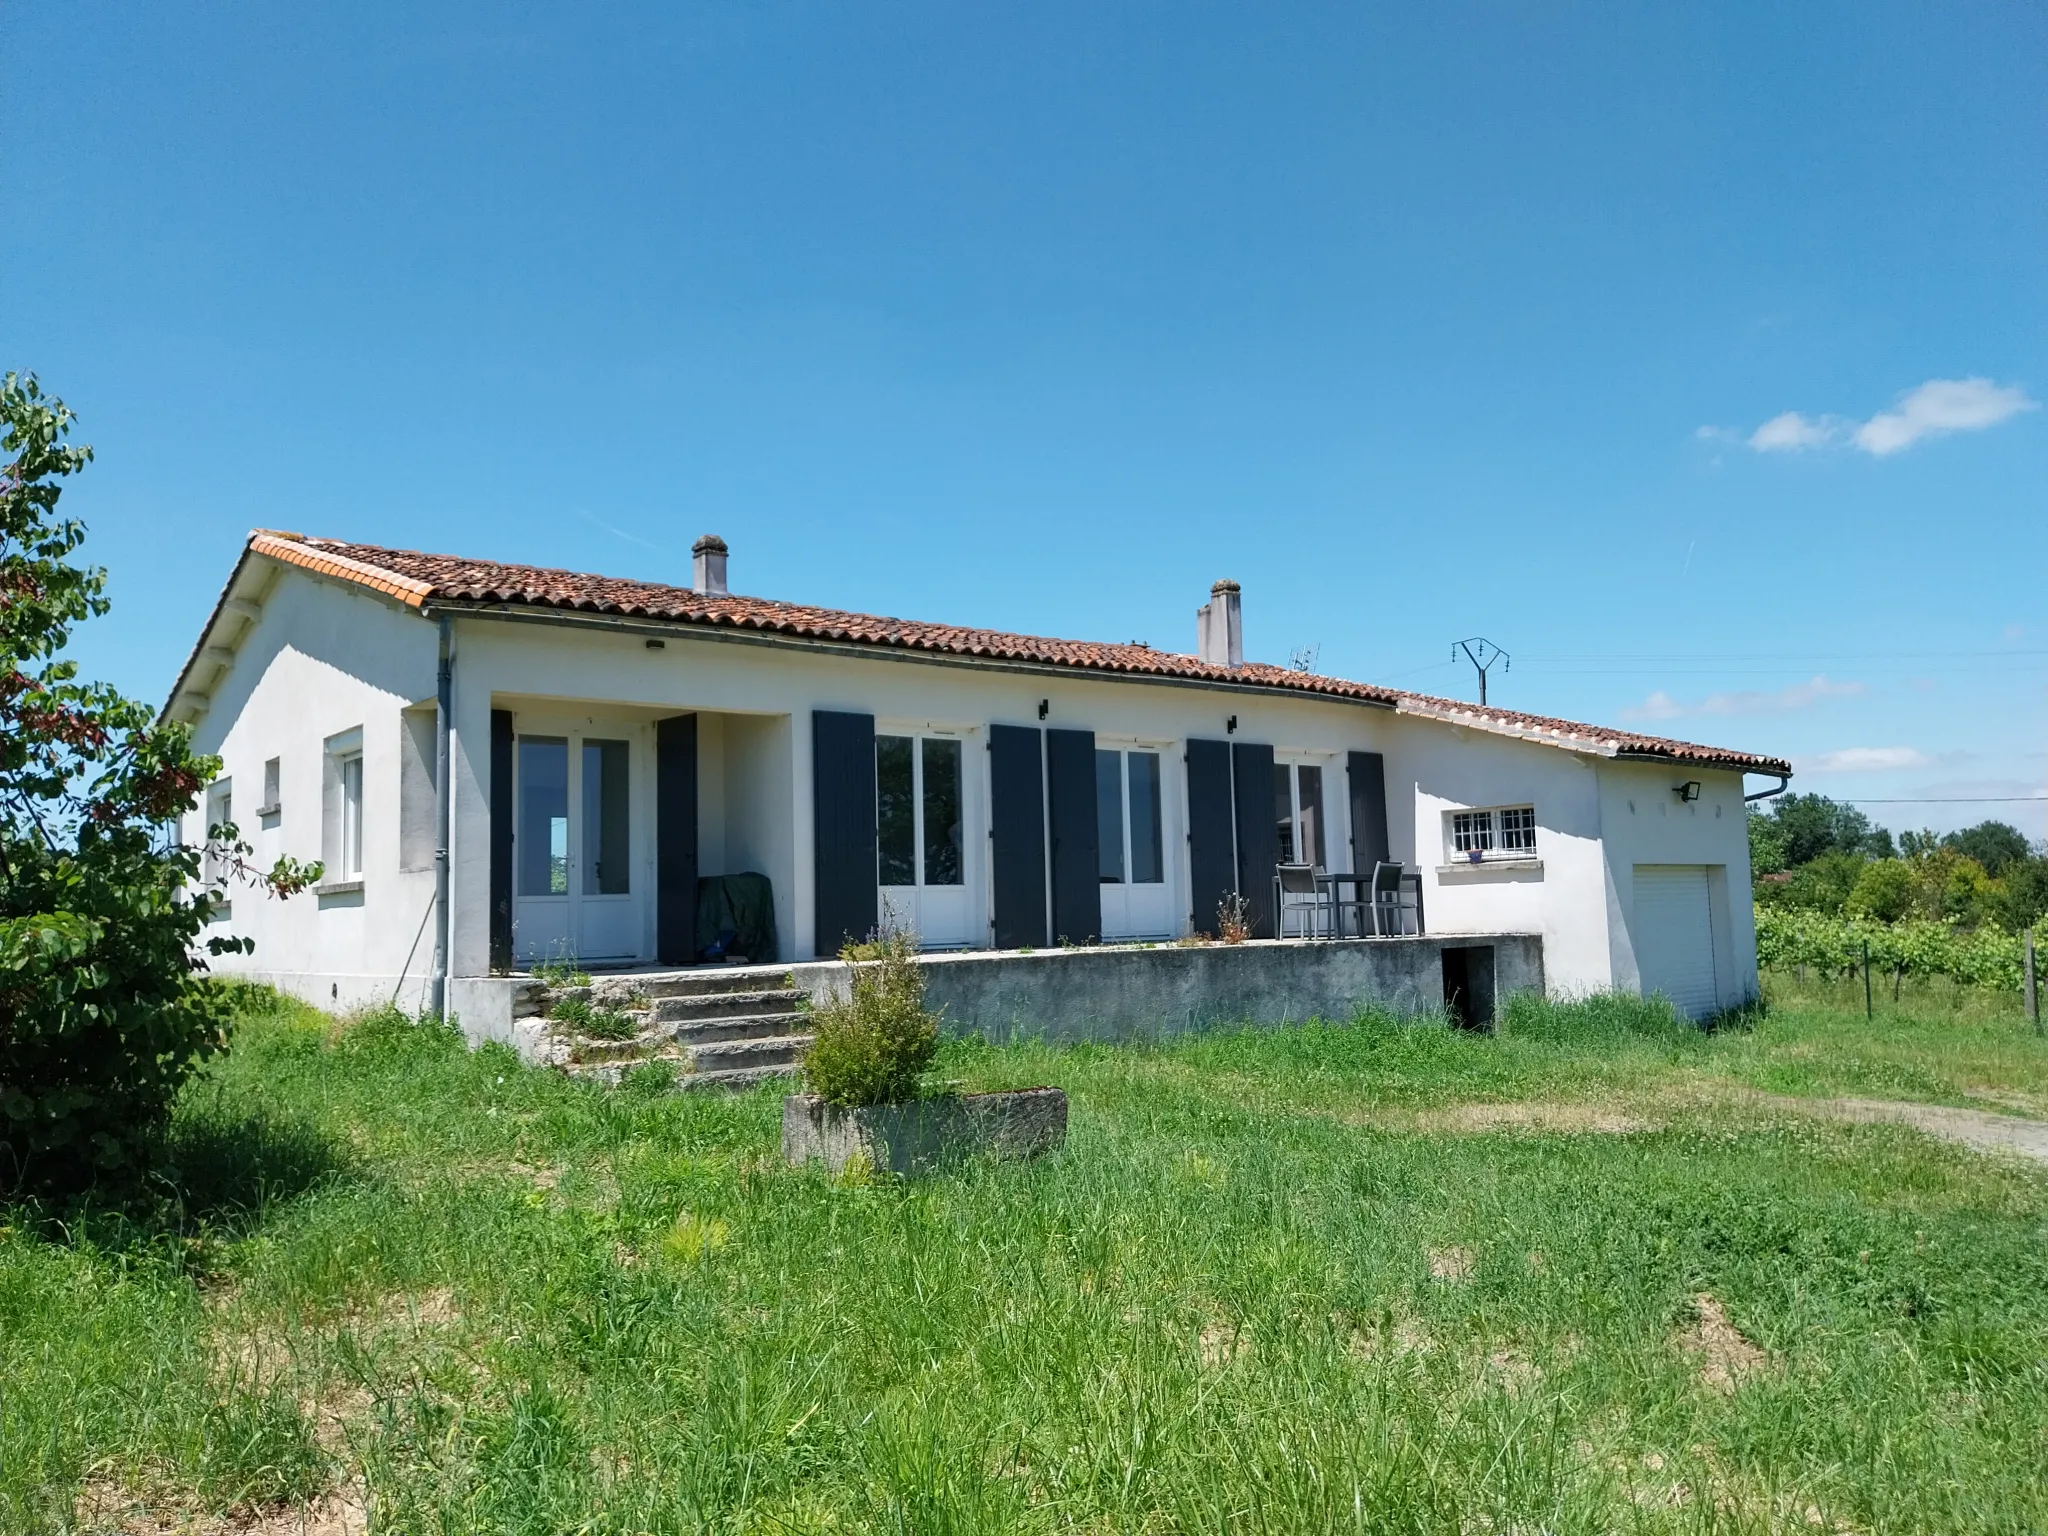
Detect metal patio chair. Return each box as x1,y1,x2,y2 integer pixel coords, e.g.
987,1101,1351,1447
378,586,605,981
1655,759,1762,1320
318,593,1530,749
1369,860,1419,936
1274,862,1331,939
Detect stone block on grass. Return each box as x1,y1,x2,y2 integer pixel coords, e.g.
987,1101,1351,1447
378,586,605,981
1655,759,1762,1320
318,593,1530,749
782,1088,1068,1175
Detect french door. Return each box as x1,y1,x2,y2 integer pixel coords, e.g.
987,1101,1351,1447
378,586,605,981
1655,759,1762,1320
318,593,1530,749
1097,746,1172,939
1274,760,1329,869
514,732,640,963
876,732,975,948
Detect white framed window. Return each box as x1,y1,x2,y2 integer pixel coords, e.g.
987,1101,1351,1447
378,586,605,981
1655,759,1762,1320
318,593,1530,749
1444,804,1538,863
322,727,365,884
1274,760,1329,869
203,780,233,889
1096,747,1166,886
259,757,281,817
339,752,364,878
876,733,965,889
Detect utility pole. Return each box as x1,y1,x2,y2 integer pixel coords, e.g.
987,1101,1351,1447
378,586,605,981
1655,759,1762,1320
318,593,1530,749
1453,638,1510,707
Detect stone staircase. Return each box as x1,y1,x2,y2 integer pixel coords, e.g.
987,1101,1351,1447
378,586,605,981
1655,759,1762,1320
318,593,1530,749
530,968,813,1092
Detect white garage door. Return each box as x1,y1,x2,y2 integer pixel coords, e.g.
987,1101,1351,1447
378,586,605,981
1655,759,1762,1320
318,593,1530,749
1633,865,1719,1019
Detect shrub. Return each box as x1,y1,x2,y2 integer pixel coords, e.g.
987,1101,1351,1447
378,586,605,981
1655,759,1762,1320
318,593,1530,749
0,375,317,1192
802,929,939,1106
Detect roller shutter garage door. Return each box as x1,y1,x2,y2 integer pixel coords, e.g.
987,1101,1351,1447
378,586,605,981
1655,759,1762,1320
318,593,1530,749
1633,865,1719,1019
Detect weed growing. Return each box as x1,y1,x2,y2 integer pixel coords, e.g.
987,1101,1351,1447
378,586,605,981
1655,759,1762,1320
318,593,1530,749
2,985,2044,1533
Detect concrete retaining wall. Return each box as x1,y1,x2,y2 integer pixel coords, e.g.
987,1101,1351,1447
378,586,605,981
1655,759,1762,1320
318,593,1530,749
448,933,1544,1060
800,933,1543,1045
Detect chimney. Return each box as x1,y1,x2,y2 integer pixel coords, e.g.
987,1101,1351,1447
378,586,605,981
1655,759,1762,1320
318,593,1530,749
692,533,729,596
1196,579,1243,668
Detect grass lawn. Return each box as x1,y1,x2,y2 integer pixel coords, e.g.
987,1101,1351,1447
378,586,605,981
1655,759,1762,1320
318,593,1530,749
5,981,2046,1534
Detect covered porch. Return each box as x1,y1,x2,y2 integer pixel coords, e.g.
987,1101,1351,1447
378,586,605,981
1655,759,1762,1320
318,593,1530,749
485,696,796,972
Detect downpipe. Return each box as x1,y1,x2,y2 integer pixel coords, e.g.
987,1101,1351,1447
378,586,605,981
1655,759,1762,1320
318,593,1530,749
430,614,453,1018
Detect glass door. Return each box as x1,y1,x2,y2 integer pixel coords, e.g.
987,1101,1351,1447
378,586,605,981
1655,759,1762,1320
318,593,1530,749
876,733,973,947
514,731,639,965
1274,761,1327,869
1097,747,1171,939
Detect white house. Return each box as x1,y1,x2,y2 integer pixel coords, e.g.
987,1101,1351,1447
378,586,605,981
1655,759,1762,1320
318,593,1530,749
166,531,1790,1023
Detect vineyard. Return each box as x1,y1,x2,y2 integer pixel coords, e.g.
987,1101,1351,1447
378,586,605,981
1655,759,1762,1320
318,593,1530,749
1755,904,2033,992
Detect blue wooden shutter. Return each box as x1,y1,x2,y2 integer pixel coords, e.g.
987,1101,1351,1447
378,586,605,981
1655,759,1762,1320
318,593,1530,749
1347,750,1389,875
989,724,1047,949
1046,727,1101,944
812,710,878,955
1185,738,1235,936
489,709,514,971
1232,740,1280,938
656,714,698,965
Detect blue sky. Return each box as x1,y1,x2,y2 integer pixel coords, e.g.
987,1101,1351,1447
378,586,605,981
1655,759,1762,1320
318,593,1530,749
7,2,2044,838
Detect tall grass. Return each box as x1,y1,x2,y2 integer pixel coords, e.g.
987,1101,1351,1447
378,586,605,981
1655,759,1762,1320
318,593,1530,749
2,987,2045,1533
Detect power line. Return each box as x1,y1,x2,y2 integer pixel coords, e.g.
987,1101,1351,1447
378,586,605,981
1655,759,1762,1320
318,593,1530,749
1832,795,2048,804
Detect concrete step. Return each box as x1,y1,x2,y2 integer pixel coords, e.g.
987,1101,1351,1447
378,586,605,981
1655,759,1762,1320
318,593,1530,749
624,969,795,1001
668,1013,811,1046
559,1028,673,1063
686,1033,812,1072
674,1062,803,1094
560,1050,687,1086
651,989,805,1023
558,1050,804,1093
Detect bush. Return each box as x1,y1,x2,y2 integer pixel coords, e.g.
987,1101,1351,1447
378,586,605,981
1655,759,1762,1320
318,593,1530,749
0,374,317,1193
801,930,939,1106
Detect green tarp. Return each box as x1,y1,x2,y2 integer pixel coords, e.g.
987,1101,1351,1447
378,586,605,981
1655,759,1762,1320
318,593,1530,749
695,872,777,964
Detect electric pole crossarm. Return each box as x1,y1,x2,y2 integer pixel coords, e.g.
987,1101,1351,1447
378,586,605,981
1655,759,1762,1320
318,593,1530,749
1452,637,1510,707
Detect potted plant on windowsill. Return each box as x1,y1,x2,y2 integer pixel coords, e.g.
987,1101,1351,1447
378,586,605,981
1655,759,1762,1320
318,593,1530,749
781,929,1067,1175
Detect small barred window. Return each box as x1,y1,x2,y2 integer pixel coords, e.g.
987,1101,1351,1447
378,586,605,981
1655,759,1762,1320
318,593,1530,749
1498,806,1537,853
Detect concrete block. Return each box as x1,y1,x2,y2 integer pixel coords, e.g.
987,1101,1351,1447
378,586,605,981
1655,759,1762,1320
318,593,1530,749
782,1088,1069,1175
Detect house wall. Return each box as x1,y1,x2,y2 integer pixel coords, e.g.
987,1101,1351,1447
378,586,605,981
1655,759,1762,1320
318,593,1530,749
186,563,1760,1009
181,565,440,1011
1595,761,1758,1009
1382,712,1614,998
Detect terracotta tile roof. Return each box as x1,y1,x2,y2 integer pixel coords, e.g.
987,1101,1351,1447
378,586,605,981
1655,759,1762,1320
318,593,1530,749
234,532,1792,777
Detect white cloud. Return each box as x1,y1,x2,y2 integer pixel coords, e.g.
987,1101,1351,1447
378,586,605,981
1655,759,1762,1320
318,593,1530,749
1795,746,1932,774
1619,674,1864,722
1854,377,2037,455
1748,411,1846,452
1742,377,2036,457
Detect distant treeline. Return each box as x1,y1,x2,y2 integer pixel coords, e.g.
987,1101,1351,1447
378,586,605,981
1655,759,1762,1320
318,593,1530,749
1750,793,2047,936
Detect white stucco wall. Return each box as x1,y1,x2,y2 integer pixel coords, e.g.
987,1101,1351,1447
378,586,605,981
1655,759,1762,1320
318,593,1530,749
181,564,440,1011
182,561,1762,1009
1385,715,1615,999
1595,761,1758,1009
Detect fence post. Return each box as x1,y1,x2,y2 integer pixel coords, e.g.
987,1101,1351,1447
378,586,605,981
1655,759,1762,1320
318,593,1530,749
1863,939,1872,1020
2028,928,2038,1034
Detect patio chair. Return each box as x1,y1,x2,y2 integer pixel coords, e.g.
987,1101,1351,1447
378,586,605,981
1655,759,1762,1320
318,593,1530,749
1370,861,1419,936
1274,863,1330,939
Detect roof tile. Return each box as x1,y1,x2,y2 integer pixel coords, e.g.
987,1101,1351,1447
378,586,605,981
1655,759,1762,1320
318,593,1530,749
249,534,1791,776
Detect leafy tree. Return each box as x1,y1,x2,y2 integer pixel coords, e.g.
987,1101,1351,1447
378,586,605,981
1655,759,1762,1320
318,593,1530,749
1757,793,1890,868
1941,820,2031,877
1991,856,2048,934
1776,849,1866,916
1746,806,1788,876
0,372,316,1192
1845,858,1916,923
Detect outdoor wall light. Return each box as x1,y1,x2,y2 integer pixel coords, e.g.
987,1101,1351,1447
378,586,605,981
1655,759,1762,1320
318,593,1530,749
1038,699,1049,720
1673,781,1702,802
1226,715,1238,735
